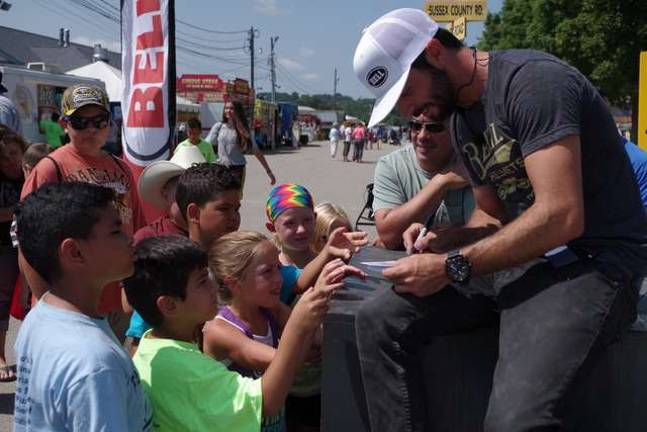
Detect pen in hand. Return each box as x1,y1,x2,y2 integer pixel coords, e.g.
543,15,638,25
412,214,435,254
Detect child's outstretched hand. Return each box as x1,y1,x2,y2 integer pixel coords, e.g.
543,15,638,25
314,258,366,292
325,227,369,261
291,259,367,332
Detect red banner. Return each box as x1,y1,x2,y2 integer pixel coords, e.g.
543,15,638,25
121,0,176,167
177,74,225,92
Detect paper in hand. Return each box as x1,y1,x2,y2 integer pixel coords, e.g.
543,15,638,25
360,260,398,268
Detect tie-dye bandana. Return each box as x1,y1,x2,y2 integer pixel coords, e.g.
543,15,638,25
266,183,314,222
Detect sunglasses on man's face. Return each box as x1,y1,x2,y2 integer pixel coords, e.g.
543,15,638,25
408,120,445,134
66,113,110,131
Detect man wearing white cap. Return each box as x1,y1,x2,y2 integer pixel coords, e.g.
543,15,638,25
352,8,647,431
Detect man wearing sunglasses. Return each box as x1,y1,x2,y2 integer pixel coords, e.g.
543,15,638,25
20,84,145,340
372,115,474,250
352,8,647,432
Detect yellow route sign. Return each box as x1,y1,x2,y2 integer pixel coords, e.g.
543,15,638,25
424,0,488,22
639,51,647,150
452,16,467,40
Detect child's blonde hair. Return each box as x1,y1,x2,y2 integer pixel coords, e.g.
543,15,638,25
209,230,277,303
311,202,352,253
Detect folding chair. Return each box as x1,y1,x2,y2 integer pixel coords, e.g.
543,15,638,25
355,183,376,230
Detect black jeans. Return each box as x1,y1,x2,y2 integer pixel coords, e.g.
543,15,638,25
355,255,638,432
342,141,351,159
353,140,365,161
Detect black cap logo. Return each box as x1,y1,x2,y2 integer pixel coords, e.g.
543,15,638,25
367,67,388,88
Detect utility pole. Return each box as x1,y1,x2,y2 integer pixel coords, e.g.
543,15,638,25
333,67,340,110
270,36,279,103
248,27,256,91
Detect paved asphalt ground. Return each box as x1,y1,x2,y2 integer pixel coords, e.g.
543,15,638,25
0,139,401,430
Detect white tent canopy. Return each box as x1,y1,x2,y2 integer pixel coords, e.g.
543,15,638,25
66,61,199,112
67,61,122,102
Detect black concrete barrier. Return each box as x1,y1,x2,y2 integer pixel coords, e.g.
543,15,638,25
322,247,647,432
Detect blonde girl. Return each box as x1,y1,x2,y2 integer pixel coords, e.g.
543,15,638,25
311,202,352,253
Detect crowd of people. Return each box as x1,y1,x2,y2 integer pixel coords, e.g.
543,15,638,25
0,75,372,430
1,6,647,432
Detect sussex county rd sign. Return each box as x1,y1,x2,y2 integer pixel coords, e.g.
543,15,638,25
424,0,488,22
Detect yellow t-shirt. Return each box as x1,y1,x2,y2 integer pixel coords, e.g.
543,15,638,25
133,332,262,432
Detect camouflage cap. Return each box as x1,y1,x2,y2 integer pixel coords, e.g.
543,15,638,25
61,84,110,116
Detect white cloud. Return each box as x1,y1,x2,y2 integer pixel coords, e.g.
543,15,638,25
278,57,305,72
253,0,282,16
74,36,121,53
300,72,319,81
298,46,315,58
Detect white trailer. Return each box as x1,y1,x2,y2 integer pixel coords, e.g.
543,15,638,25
0,65,104,142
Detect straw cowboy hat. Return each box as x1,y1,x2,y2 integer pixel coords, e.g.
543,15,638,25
138,145,206,209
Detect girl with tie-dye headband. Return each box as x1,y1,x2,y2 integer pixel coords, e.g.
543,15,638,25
264,183,368,430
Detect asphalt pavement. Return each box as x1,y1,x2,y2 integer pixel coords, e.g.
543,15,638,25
0,139,399,430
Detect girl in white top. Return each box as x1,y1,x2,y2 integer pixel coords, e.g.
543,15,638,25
206,101,276,188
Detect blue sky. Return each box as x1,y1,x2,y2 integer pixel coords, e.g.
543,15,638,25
3,0,503,98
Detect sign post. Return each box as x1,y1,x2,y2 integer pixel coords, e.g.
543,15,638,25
639,51,647,150
424,0,488,22
424,0,487,42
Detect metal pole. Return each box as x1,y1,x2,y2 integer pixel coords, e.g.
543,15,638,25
333,67,339,110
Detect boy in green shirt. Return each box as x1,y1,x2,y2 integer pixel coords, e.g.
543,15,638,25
174,117,217,163
125,235,345,432
38,112,65,150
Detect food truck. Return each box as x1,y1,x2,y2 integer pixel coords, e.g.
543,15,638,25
0,65,104,142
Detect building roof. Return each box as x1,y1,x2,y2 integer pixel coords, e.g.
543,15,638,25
0,26,121,71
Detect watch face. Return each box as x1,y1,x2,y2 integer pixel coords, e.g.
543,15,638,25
446,255,470,283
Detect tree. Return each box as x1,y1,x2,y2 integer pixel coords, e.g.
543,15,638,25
478,0,647,135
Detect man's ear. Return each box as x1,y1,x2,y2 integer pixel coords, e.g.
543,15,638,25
187,203,201,225
424,38,444,69
59,238,84,266
265,221,276,233
156,295,178,317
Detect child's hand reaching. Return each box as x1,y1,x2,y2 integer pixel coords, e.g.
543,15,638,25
291,259,366,333
325,227,369,261
314,258,366,292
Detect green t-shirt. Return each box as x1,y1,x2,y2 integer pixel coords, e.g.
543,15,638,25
39,119,65,149
175,138,217,163
133,332,263,432
372,144,475,227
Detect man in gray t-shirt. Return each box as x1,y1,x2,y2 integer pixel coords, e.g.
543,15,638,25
352,8,647,432
372,120,474,250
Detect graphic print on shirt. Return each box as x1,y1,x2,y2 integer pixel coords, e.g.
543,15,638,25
462,122,534,216
64,167,133,227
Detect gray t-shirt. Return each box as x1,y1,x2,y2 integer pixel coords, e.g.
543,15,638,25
206,122,257,167
372,144,474,227
451,49,647,270
14,299,153,431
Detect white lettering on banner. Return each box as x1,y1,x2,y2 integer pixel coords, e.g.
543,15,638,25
121,0,173,166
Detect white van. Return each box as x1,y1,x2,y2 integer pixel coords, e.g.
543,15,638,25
0,65,104,142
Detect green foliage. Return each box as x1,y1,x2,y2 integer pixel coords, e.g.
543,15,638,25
257,92,407,125
477,0,647,107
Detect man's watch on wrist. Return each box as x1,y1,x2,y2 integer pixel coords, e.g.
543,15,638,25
445,250,471,283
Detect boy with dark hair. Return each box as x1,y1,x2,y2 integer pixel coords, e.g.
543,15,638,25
125,162,242,347
176,162,242,249
13,182,152,431
124,235,340,432
174,117,217,162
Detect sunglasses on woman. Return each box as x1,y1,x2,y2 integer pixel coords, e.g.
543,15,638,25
66,113,111,130
408,120,445,134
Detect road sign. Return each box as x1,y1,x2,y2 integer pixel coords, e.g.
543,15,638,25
639,51,647,150
452,16,467,40
424,0,488,22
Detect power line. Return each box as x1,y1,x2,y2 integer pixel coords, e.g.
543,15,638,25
175,37,245,52
176,18,247,35
176,28,246,45
276,63,319,94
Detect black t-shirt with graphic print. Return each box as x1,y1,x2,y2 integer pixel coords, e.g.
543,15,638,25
450,49,647,271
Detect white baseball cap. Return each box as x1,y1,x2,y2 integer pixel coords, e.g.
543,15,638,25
138,145,207,210
354,9,439,127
